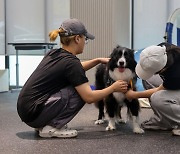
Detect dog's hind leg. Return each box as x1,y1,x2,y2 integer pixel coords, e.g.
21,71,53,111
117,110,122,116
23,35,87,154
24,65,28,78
125,99,144,134
95,100,105,125
95,64,106,125
115,105,126,124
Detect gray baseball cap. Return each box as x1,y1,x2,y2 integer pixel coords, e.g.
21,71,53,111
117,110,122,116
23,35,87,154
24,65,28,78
59,18,95,40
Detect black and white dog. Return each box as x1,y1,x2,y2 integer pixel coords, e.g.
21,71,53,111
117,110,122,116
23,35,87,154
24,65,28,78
95,45,144,134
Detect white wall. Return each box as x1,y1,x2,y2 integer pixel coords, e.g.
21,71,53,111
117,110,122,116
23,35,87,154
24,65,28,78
168,0,180,15
167,0,180,45
133,0,180,49
133,0,168,49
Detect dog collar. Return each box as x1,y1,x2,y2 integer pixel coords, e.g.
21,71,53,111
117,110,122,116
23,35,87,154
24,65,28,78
129,79,134,90
107,78,134,90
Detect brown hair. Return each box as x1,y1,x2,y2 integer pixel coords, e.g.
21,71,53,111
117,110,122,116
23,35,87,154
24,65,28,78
49,28,76,46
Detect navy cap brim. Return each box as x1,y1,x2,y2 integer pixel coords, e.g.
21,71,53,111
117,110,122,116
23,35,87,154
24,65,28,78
85,32,95,40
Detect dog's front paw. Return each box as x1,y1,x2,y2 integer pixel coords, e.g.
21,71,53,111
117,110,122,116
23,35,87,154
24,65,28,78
105,125,116,131
133,126,144,134
95,119,105,125
132,116,145,134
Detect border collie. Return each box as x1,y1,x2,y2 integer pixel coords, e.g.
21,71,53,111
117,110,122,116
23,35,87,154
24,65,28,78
95,45,144,134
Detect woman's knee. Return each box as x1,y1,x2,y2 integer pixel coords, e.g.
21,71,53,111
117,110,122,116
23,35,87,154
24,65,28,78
150,91,163,108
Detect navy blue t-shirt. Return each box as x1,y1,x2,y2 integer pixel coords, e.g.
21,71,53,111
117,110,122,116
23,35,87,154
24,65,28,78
17,48,88,122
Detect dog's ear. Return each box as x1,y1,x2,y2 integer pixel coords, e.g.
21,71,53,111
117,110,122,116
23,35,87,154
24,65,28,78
129,48,135,53
127,48,135,56
116,45,121,48
110,47,116,58
110,45,120,58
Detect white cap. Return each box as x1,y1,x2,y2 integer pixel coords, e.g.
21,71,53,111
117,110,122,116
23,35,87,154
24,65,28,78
135,45,167,80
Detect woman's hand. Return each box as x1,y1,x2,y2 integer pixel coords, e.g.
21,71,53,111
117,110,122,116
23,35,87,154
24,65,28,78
97,58,110,64
125,90,137,100
112,80,128,93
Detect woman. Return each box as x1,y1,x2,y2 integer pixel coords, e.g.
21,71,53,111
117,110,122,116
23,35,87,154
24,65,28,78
17,18,128,138
126,43,180,136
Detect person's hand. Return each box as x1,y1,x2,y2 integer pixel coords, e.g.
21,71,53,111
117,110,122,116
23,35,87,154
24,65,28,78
112,80,128,93
125,90,137,100
98,58,110,64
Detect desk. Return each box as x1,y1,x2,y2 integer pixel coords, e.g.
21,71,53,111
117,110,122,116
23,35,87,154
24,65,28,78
8,43,57,89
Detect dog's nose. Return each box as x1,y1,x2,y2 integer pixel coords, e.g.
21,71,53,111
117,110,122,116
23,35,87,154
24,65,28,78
119,61,124,66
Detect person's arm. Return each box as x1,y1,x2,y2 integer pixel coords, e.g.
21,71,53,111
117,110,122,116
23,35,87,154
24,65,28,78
75,80,128,104
81,58,110,71
125,84,165,99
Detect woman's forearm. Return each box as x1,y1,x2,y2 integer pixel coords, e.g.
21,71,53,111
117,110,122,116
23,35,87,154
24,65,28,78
135,88,158,98
126,87,161,100
81,58,100,71
136,84,165,98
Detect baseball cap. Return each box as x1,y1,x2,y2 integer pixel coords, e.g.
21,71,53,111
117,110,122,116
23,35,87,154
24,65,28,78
59,18,95,40
135,45,167,80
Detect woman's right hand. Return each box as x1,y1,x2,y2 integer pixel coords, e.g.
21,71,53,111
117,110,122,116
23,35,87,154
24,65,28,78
112,80,128,93
125,89,137,100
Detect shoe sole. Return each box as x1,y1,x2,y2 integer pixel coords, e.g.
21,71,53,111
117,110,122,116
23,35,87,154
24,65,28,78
141,125,168,130
172,130,180,136
39,131,78,138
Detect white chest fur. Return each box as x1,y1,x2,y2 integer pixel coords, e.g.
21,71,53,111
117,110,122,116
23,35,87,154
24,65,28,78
113,92,125,106
109,68,134,81
109,68,135,106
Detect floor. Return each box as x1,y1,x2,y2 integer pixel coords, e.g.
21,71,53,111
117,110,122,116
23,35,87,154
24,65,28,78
0,91,180,154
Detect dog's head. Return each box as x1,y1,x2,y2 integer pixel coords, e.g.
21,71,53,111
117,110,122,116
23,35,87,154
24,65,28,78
108,45,137,81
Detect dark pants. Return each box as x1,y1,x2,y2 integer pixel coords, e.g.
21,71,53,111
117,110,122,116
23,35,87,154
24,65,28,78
27,86,85,129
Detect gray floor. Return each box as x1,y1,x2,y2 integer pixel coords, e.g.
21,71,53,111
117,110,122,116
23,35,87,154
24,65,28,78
0,91,180,154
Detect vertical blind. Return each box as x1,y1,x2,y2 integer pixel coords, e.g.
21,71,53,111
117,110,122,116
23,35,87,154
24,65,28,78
71,0,114,60
70,0,131,60
0,0,5,55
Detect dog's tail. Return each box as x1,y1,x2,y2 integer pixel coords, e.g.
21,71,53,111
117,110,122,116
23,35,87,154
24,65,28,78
95,64,106,90
94,64,106,116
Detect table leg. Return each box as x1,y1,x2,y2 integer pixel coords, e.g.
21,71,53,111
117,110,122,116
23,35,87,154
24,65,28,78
16,49,19,88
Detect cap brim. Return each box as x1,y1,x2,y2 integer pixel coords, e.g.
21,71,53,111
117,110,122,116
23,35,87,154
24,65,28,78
85,32,95,40
135,63,154,80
